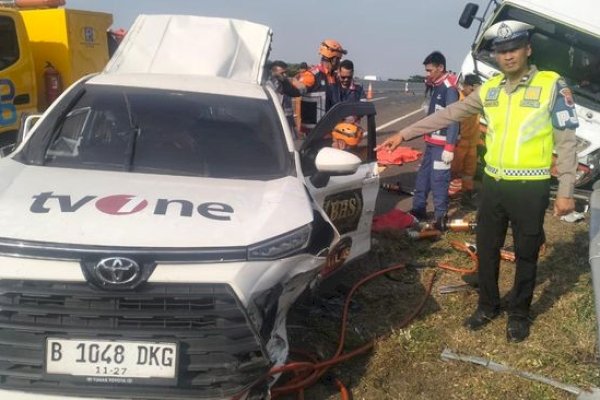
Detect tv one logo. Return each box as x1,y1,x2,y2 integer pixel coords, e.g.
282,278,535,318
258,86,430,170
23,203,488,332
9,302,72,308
30,192,234,220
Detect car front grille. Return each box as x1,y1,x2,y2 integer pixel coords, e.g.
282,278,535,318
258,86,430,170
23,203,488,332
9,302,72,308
0,280,271,399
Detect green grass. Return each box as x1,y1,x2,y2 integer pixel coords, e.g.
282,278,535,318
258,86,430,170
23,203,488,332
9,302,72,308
287,211,598,399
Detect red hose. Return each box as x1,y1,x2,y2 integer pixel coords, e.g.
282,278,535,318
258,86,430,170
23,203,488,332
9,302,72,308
269,263,437,399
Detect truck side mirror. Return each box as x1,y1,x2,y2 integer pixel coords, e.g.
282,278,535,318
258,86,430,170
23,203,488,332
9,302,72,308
459,3,479,28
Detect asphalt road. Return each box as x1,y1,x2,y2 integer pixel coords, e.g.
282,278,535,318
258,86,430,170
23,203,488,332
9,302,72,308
366,83,430,216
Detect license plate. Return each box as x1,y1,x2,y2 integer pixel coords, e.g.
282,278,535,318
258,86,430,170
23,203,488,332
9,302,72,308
46,338,178,383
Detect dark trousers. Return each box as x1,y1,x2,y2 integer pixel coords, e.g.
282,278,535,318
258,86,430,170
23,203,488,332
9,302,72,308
412,144,450,220
476,174,550,317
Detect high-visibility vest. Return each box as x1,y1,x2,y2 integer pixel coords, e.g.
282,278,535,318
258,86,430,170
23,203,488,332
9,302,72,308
480,70,559,180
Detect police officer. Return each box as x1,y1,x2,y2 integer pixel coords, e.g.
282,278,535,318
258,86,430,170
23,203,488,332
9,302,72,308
376,20,578,342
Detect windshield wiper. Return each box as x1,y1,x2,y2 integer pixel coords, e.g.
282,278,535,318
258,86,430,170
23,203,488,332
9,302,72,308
125,127,141,171
122,92,140,171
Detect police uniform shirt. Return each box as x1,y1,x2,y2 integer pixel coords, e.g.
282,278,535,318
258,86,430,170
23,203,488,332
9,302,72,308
399,66,578,198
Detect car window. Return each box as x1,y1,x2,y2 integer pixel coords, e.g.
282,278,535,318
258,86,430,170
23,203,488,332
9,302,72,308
41,85,291,180
0,16,19,71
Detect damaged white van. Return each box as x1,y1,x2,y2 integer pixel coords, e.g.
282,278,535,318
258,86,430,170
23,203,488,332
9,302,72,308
0,15,379,400
459,0,600,187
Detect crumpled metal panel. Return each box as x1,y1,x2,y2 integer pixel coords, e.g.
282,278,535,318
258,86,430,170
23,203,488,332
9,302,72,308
104,14,272,84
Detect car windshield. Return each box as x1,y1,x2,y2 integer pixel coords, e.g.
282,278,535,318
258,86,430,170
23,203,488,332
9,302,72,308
475,6,600,111
38,85,291,180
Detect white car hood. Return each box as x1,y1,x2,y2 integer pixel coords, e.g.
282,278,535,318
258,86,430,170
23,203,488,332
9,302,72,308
0,161,312,248
104,14,272,85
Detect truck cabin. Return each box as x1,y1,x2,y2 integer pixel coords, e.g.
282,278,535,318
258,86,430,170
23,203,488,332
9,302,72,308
473,5,600,112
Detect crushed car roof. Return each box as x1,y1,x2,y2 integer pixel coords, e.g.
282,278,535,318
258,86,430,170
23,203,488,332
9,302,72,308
87,73,268,99
104,14,273,85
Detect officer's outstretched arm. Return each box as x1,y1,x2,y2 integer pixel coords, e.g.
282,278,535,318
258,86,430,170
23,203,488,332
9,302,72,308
376,88,484,153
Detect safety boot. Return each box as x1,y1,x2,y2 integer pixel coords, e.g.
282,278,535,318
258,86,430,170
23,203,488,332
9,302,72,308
433,214,448,231
506,315,531,343
464,308,500,331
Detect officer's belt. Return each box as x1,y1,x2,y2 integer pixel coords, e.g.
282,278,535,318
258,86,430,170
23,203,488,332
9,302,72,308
485,165,550,177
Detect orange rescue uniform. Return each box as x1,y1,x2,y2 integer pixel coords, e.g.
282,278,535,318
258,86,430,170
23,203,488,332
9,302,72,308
451,92,480,191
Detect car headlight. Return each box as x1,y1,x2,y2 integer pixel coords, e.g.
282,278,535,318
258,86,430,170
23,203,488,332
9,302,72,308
248,224,312,260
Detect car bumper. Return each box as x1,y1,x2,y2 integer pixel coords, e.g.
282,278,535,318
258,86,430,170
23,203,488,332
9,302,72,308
0,253,326,399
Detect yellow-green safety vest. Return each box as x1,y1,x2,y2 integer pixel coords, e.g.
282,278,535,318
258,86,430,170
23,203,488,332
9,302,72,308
480,70,559,180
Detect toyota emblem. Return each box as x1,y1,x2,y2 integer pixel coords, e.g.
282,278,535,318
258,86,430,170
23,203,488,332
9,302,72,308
94,257,140,286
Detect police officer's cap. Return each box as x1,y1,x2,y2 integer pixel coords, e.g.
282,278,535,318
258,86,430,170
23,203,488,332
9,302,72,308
483,20,534,52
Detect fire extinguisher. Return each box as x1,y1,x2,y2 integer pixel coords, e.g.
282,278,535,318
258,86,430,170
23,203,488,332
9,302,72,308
44,62,63,107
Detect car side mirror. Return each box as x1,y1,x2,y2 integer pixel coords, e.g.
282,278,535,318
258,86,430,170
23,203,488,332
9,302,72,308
459,3,479,28
310,147,361,188
315,147,361,174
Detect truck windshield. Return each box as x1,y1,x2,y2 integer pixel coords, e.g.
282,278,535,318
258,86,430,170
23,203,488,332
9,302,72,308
38,85,291,180
0,16,19,71
475,6,600,111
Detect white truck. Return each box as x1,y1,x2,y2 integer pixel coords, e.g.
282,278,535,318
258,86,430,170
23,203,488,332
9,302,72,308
0,14,380,400
459,0,600,187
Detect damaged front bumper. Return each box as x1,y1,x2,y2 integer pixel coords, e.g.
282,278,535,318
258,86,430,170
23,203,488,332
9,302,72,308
0,247,330,400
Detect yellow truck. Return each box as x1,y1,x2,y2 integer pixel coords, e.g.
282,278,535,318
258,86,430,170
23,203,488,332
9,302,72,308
0,1,112,144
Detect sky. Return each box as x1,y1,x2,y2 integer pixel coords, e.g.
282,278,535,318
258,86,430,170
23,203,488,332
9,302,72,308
68,0,486,79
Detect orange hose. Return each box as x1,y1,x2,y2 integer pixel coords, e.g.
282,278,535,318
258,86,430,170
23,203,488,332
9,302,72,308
437,240,520,275
335,377,352,400
269,263,437,399
437,240,479,275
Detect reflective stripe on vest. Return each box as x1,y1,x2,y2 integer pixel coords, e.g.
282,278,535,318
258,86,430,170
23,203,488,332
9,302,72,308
485,165,550,177
480,70,558,181
300,91,326,131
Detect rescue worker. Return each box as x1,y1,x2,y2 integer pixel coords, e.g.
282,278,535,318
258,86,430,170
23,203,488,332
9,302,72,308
450,73,482,209
338,59,364,103
296,39,347,135
406,51,460,228
376,20,578,342
267,60,301,138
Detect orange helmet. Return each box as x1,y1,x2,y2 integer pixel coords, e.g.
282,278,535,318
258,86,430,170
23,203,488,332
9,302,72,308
332,122,363,147
319,39,347,59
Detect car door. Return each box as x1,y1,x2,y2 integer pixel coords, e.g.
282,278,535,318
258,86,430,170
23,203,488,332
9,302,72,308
301,101,379,263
